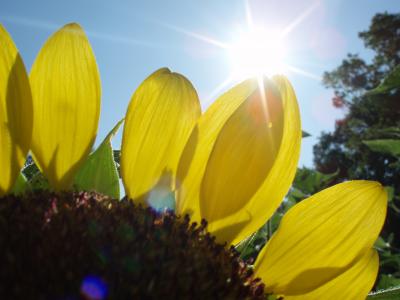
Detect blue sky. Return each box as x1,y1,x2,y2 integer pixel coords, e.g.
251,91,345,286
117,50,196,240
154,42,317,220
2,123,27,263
1,0,399,167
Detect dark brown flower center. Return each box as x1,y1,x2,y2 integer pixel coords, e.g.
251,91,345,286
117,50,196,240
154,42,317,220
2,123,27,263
0,191,265,300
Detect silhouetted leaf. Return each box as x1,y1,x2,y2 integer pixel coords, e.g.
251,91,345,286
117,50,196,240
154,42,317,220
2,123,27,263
73,119,124,199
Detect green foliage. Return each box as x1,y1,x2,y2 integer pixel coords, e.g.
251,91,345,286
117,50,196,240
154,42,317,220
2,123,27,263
302,130,311,138
10,173,28,195
236,218,276,261
368,287,400,299
22,157,40,180
20,121,123,197
377,276,400,291
359,13,400,69
21,158,50,190
73,119,123,198
385,186,395,203
369,65,400,95
291,167,338,197
374,234,400,290
363,139,400,157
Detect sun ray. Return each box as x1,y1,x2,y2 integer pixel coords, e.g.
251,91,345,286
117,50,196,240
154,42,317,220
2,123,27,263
150,1,322,105
257,76,270,124
281,0,321,37
0,15,58,31
1,15,154,48
287,65,321,81
203,75,235,108
86,30,154,47
244,0,255,29
157,22,229,49
256,77,279,152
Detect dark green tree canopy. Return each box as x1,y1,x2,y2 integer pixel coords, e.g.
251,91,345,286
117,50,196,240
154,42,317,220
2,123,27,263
315,11,400,184
321,12,400,104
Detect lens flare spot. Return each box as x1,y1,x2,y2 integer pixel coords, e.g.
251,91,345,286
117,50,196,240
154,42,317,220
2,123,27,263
146,172,176,212
80,275,108,300
147,188,176,212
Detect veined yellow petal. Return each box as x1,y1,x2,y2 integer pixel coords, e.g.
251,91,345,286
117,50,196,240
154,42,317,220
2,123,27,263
254,180,387,296
30,23,101,190
176,76,301,245
285,250,379,300
121,68,201,203
176,79,258,222
201,79,283,222
0,24,32,195
221,76,301,244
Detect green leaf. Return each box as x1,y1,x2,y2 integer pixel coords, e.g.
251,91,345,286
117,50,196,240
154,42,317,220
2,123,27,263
363,139,400,157
292,167,338,196
289,187,308,199
385,186,395,202
11,173,29,195
373,127,400,139
113,149,120,165
22,157,52,191
374,236,390,250
73,119,124,199
369,65,400,95
377,275,400,291
29,172,50,190
368,286,400,299
113,149,121,175
302,130,311,138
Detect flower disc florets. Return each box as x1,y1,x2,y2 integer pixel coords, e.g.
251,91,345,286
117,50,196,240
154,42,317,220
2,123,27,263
0,191,265,299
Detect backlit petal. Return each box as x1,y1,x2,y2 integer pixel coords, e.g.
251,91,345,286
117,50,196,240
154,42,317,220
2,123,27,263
30,23,101,190
176,76,301,245
224,76,301,244
121,68,200,203
176,79,258,221
201,79,283,222
254,181,387,295
285,250,379,300
0,24,32,195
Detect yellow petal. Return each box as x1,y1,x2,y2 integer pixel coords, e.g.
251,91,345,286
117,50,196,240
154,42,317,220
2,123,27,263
30,23,101,190
285,250,379,300
176,78,258,221
121,68,201,203
254,180,387,296
0,24,32,195
201,80,283,221
176,76,301,245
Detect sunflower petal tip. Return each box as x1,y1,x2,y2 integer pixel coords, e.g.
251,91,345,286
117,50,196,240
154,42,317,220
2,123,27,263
154,67,171,75
62,23,85,34
352,180,385,192
121,67,200,201
65,22,81,27
0,21,32,194
370,180,385,191
30,20,100,190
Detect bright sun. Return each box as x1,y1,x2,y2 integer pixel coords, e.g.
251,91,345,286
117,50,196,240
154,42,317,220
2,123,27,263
163,0,320,102
227,28,287,79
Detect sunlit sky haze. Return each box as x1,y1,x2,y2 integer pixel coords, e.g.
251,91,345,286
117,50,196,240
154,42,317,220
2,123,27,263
1,0,399,166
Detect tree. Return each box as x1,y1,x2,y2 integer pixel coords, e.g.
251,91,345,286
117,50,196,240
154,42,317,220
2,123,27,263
314,11,400,208
321,13,400,104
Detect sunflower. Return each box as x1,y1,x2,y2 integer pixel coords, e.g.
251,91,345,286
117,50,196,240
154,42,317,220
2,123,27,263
0,22,387,300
